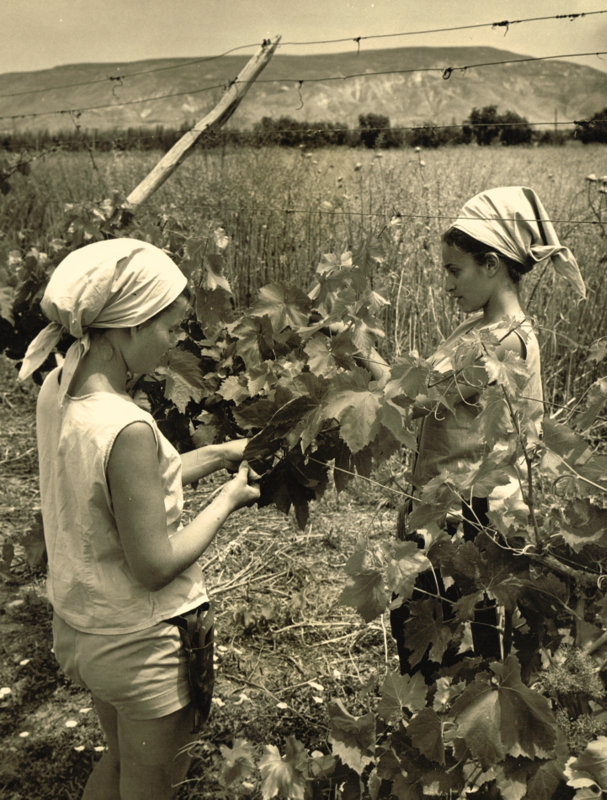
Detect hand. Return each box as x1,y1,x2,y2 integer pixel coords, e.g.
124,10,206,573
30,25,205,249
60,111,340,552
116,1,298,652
217,439,249,470
221,461,260,511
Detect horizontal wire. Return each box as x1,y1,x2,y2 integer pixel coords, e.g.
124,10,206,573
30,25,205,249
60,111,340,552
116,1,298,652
1,49,605,123
277,10,607,47
0,45,261,100
146,203,603,225
2,183,597,226
1,10,603,101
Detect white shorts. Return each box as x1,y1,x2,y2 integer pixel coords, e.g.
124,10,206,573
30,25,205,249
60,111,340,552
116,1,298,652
52,613,190,720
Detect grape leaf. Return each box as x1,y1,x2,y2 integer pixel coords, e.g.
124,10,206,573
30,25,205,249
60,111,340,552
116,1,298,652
256,452,329,529
452,679,504,768
482,348,529,394
588,339,607,365
157,348,205,413
304,335,339,376
333,440,354,493
323,368,383,454
576,377,607,431
339,549,387,622
219,738,256,785
204,253,232,293
244,395,320,461
403,598,454,668
386,540,431,602
328,699,376,775
407,708,445,765
217,374,250,404
230,314,275,366
259,737,307,800
566,736,607,791
453,655,557,769
376,670,427,721
542,418,590,463
491,759,533,800
525,759,567,800
559,499,607,552
232,397,277,431
195,286,234,329
251,283,312,331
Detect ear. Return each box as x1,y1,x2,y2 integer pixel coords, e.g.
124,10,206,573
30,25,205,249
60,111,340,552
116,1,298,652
484,252,500,276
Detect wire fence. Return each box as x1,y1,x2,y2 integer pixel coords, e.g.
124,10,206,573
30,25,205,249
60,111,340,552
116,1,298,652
1,48,605,125
1,9,605,101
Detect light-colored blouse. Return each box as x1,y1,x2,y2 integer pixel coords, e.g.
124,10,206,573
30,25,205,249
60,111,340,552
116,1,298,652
412,314,543,511
36,367,207,634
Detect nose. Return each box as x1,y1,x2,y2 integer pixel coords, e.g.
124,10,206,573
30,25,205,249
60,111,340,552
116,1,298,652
445,276,455,293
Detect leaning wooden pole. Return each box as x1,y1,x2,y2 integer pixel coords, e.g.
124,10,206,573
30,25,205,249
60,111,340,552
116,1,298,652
121,36,281,215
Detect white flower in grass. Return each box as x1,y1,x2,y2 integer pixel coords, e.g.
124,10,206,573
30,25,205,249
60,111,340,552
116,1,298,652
74,745,85,752
94,746,106,753
19,731,30,738
586,173,598,182
0,687,12,699
65,719,78,728
213,227,229,250
19,659,30,666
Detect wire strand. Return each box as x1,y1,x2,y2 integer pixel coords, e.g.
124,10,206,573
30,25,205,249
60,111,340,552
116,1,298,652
1,10,603,100
1,49,605,123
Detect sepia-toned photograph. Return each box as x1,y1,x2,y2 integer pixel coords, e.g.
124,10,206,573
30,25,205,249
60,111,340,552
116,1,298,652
1,2,606,798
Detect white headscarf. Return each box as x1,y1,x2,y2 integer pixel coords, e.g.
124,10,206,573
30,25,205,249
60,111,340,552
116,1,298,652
450,186,585,298
18,238,187,401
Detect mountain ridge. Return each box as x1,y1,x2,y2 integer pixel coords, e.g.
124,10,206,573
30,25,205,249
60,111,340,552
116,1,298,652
1,45,605,133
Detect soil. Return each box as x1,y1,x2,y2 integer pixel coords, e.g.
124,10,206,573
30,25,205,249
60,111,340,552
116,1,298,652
0,354,401,800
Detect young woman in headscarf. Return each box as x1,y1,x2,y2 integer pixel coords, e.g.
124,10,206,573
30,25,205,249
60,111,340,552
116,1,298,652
18,239,260,800
359,186,585,678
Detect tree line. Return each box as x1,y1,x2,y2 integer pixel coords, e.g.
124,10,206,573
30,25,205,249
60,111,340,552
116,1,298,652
1,105,606,152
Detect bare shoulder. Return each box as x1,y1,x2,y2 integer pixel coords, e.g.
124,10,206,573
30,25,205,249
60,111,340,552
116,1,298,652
108,421,158,474
497,329,525,358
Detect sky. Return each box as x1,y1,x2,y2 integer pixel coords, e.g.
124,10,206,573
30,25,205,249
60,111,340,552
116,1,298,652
2,0,607,75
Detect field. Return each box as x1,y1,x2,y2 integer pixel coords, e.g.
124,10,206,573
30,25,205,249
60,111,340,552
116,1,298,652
1,142,606,799
2,142,605,402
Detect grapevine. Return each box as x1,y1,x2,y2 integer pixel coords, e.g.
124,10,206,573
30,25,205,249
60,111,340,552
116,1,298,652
2,192,607,799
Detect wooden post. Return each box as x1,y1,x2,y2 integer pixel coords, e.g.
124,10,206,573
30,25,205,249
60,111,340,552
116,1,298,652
121,36,280,215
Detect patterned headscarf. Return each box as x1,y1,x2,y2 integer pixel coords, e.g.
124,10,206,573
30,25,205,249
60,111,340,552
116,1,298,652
450,186,585,298
18,238,187,401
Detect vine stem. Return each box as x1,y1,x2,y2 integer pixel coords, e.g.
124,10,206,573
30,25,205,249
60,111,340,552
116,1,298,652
480,340,542,551
552,453,607,494
308,457,417,502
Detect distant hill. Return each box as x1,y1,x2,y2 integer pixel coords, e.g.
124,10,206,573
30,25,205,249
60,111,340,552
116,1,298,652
0,46,605,134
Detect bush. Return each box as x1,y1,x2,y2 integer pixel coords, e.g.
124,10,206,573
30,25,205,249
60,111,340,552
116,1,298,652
358,113,404,149
575,107,607,143
463,105,533,146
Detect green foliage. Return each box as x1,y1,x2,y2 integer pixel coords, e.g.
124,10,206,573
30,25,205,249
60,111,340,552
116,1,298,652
575,108,607,144
463,105,533,146
2,153,606,799
358,114,404,149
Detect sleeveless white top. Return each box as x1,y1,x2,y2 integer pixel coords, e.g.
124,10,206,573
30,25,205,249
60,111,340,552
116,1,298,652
36,367,207,634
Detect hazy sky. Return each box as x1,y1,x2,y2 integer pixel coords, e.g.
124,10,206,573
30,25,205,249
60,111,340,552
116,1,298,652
2,0,607,74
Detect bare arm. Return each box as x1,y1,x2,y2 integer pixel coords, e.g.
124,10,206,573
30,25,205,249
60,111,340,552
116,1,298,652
180,439,248,485
108,423,259,591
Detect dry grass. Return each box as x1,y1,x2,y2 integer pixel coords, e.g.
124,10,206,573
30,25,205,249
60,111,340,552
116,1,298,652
0,353,399,799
